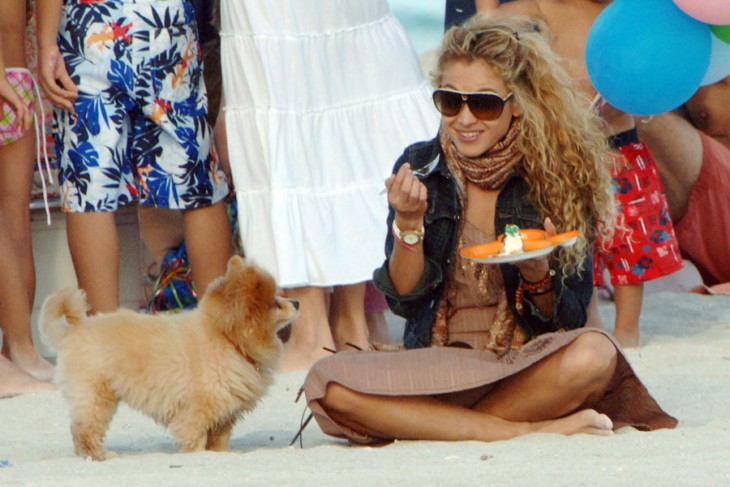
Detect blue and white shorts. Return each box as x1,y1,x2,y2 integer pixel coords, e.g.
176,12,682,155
55,0,228,212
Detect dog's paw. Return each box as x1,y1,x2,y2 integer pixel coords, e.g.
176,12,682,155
79,449,117,462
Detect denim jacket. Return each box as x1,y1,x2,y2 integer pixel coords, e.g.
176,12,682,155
373,137,594,349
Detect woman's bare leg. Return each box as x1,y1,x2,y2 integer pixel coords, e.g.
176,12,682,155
366,311,394,344
330,282,369,351
0,131,36,305
320,384,612,442
279,286,334,372
475,332,617,421
0,130,54,381
317,332,617,441
0,225,55,381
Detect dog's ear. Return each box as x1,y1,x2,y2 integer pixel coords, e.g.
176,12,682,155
227,255,246,272
202,259,277,334
203,255,248,302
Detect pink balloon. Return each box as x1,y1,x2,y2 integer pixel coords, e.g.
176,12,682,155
674,0,730,24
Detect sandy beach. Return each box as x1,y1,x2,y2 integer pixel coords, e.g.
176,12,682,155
2,292,730,486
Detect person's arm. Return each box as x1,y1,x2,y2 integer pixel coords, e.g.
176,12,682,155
384,163,428,295
636,112,703,222
513,217,556,317
0,37,31,130
505,247,593,335
37,0,78,111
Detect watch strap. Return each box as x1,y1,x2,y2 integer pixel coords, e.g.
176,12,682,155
392,221,425,246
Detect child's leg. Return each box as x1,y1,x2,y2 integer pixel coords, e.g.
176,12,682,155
0,221,54,381
0,130,36,306
329,282,369,351
604,132,683,348
612,283,644,348
181,201,232,295
279,286,335,372
0,355,55,398
125,0,231,297
66,212,120,314
0,102,53,381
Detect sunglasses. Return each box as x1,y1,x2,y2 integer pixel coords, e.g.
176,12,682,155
432,89,513,121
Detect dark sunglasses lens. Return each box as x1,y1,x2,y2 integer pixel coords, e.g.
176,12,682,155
468,94,504,120
433,91,507,120
433,91,463,117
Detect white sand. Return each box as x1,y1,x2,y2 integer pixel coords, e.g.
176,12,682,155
2,292,730,486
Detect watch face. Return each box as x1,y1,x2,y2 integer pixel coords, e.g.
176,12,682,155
403,233,420,245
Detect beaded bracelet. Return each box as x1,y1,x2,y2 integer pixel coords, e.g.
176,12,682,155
521,269,556,292
515,269,556,314
527,283,555,296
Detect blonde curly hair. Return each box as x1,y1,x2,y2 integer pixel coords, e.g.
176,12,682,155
432,14,617,275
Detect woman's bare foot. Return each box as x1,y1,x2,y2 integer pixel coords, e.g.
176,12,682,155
0,356,56,398
8,348,56,382
332,328,370,352
534,409,614,437
366,311,394,345
330,283,370,352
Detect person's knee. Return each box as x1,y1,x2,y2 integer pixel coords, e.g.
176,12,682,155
559,332,617,388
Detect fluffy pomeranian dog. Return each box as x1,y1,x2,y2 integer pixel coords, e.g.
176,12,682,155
40,256,298,461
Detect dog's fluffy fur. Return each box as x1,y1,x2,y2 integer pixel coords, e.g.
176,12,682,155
40,256,298,461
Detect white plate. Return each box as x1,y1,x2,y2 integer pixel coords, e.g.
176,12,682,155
466,245,556,264
556,236,578,247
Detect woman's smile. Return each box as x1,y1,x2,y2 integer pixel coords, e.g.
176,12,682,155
439,60,520,158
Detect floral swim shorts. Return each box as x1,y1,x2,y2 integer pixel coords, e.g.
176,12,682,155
55,0,228,212
1,68,35,147
594,129,683,286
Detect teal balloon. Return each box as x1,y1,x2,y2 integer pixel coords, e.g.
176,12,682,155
711,24,730,44
586,0,712,115
702,32,730,85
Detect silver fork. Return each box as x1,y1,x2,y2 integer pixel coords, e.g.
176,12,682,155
379,156,440,194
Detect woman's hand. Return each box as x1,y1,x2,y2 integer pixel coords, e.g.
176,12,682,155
385,163,428,228
38,44,78,111
0,74,31,131
514,217,556,281
385,163,428,295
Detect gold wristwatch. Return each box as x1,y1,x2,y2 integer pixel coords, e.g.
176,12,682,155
392,221,425,246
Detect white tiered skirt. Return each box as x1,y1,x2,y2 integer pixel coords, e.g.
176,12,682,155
220,0,440,287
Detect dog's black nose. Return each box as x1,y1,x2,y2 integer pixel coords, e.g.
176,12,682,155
290,299,300,310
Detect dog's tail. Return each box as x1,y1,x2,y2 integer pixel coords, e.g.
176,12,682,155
39,288,89,349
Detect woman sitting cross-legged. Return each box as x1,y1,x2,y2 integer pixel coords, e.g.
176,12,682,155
302,14,677,443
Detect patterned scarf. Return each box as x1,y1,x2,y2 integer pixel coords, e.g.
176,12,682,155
439,118,523,190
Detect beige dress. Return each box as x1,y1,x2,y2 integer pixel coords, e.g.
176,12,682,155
438,221,525,352
303,223,678,443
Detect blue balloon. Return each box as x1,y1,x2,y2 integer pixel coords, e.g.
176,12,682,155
586,0,712,116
